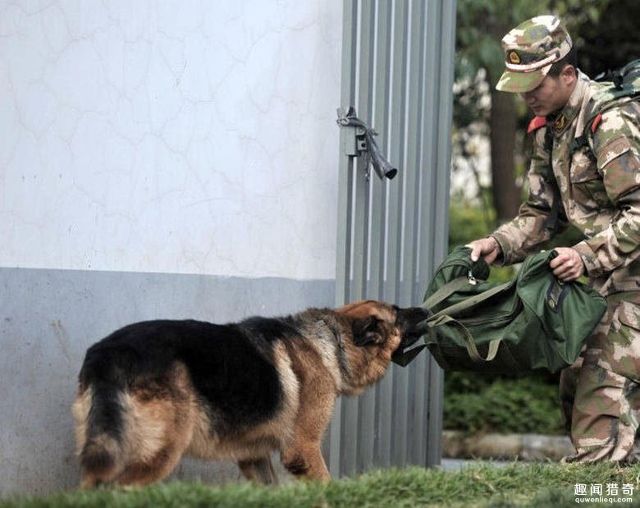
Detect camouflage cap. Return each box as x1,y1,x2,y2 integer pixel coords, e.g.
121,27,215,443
496,15,572,93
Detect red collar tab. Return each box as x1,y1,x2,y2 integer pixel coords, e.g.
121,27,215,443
591,113,603,134
527,116,547,134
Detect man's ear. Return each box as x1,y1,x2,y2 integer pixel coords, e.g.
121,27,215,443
561,64,577,85
352,316,382,346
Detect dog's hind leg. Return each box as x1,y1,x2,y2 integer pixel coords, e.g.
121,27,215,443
115,444,187,487
238,456,279,485
114,365,196,487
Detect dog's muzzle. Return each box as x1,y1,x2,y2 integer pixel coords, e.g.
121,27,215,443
391,307,431,367
391,341,427,367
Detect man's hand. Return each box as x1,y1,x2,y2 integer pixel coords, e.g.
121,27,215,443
549,247,584,281
466,237,502,264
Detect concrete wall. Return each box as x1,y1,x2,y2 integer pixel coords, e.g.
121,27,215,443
0,0,341,278
0,0,342,495
0,268,333,494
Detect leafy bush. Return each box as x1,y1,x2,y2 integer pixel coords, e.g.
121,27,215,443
448,203,515,284
448,200,495,248
443,371,565,435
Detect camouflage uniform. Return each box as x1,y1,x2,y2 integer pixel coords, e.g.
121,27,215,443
490,16,640,462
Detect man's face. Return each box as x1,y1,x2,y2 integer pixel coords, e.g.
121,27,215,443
519,69,575,117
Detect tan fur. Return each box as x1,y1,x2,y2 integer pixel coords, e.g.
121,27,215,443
73,300,419,486
335,301,403,396
307,330,343,391
279,334,336,480
71,389,91,457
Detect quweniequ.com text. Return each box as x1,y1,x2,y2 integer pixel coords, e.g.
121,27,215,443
574,497,633,503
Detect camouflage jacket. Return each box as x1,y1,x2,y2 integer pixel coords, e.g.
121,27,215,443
492,71,640,298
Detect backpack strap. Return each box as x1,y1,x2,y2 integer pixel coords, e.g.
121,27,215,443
573,58,640,158
541,124,563,234
569,131,594,158
569,110,603,161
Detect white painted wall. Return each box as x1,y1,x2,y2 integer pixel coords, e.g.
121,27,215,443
0,0,342,279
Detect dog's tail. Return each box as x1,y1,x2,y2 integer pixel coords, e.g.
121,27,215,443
75,381,127,486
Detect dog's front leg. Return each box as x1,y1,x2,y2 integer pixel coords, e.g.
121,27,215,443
281,441,330,482
282,374,334,481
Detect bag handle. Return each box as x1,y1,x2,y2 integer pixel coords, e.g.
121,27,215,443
423,275,476,309
427,313,501,362
425,278,514,318
420,278,512,363
420,269,513,364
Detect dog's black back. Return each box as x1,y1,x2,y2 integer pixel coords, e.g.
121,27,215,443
80,319,291,430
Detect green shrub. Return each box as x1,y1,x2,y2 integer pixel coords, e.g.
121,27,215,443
448,200,495,248
448,202,515,284
443,372,565,435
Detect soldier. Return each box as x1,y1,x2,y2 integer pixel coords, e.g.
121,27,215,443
467,15,640,463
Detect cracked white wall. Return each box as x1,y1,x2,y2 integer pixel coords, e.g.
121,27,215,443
0,1,342,279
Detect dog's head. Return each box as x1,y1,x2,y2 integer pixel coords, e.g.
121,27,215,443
335,301,430,391
338,300,429,347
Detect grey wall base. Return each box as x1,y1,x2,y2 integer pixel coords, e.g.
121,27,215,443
0,267,334,496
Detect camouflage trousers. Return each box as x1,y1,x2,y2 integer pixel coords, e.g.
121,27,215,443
560,298,640,463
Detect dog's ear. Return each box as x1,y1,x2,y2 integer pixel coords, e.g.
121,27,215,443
352,316,383,346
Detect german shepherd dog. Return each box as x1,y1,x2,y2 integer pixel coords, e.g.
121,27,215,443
72,300,429,487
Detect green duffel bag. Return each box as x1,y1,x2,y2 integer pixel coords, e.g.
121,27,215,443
419,246,607,373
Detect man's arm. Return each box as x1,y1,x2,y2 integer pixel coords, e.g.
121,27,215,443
489,125,566,264
572,104,640,277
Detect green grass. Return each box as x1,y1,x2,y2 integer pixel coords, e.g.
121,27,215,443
3,462,640,508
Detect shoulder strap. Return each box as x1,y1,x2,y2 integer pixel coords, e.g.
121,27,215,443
584,59,640,139
541,124,563,234
570,111,603,160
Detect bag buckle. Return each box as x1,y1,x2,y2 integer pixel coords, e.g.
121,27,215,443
547,278,567,312
467,270,477,285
